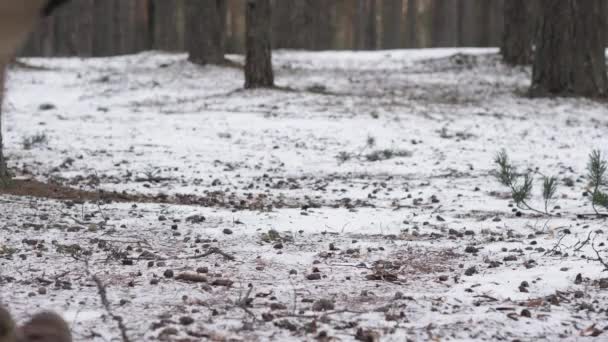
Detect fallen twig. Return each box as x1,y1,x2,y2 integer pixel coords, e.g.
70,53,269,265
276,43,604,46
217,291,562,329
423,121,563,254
85,260,132,342
590,236,608,271
236,283,256,320
543,233,568,256
573,231,594,252
183,247,236,261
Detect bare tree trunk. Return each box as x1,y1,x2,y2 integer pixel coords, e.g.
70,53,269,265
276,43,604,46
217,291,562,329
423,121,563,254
432,0,458,47
405,0,418,48
245,0,274,88
333,0,356,49
355,0,377,50
0,67,8,186
226,0,246,53
382,0,402,49
92,0,115,56
530,0,608,97
488,0,504,46
311,0,334,50
271,0,331,50
501,0,533,65
186,0,226,65
459,0,484,47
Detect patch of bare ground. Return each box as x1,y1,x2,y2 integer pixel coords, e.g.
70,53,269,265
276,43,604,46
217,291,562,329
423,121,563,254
0,179,113,202
362,247,462,285
0,178,318,210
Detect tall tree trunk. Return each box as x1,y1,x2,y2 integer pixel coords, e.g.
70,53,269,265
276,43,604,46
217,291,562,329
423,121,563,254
186,0,226,64
382,0,402,49
74,0,95,56
355,0,377,50
0,68,8,186
405,0,418,48
530,0,608,97
501,0,533,65
488,0,504,46
245,0,274,88
458,0,484,47
272,0,330,50
151,0,186,52
311,0,334,50
333,0,356,49
92,0,115,56
226,0,246,53
432,0,458,47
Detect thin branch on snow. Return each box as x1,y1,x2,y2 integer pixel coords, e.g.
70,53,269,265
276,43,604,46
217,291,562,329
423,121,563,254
543,233,568,256
236,283,256,320
590,236,608,271
573,231,594,252
85,260,132,342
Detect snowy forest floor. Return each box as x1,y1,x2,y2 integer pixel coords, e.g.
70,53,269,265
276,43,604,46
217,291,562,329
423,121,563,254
1,48,608,341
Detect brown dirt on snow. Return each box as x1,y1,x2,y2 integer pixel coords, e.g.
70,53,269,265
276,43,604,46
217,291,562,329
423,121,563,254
0,178,286,210
0,179,134,203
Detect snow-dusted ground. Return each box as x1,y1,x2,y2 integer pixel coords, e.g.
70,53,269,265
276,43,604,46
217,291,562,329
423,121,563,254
1,48,608,341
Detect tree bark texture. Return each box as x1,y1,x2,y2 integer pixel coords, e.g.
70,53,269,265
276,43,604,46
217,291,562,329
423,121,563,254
186,0,226,65
381,0,402,49
501,0,533,65
245,0,274,88
530,0,608,97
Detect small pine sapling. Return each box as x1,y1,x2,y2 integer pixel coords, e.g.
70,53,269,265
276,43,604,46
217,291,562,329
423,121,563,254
587,150,608,215
494,150,557,215
542,176,558,213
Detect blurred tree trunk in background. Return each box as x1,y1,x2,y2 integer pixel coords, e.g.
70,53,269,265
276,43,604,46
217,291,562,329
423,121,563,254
19,0,514,56
355,0,377,50
134,0,151,52
501,0,534,65
382,0,402,49
415,0,433,47
152,0,186,52
74,0,95,56
226,0,246,53
0,67,7,186
334,0,356,49
405,0,418,47
272,0,334,50
459,0,484,46
186,0,226,65
530,0,607,97
245,0,274,88
270,0,289,48
432,0,458,47
488,0,504,46
92,0,115,56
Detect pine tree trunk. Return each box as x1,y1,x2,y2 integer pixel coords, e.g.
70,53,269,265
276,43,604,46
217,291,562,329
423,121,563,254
334,0,356,49
530,0,608,97
92,0,115,56
405,0,418,48
271,0,329,50
355,0,377,50
432,0,458,47
245,0,274,88
186,0,226,65
488,0,504,46
381,0,402,49
0,67,8,186
226,0,246,53
501,0,533,65
459,0,485,47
